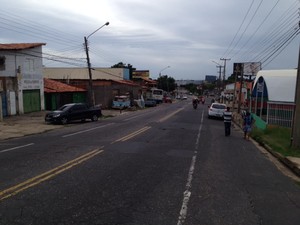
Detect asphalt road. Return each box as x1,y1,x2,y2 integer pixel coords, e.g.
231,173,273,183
0,100,300,225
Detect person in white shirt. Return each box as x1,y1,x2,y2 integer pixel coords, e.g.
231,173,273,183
223,106,232,136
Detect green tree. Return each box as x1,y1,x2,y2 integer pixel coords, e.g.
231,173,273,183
227,73,236,83
184,83,198,94
111,62,136,80
157,75,176,92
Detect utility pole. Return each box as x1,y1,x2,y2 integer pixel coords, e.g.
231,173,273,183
292,45,300,148
237,67,244,114
220,58,231,89
216,65,222,91
84,22,109,107
84,36,94,107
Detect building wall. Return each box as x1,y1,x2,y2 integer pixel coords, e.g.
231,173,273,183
94,82,140,108
43,67,128,81
0,46,44,115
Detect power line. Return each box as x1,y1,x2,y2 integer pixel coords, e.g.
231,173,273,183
226,0,264,58
239,1,299,62
230,0,280,60
260,27,300,67
222,0,255,58
0,9,81,45
221,0,300,73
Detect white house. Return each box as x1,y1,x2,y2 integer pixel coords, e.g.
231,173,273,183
0,43,45,117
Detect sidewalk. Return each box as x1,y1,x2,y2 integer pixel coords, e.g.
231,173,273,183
0,109,124,141
232,112,300,178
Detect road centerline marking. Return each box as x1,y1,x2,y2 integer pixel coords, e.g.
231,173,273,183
0,148,104,201
111,126,151,143
158,108,184,122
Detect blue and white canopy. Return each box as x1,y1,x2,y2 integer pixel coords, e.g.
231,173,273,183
253,69,297,103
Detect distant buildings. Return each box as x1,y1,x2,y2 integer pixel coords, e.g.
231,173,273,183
205,75,217,83
175,80,203,86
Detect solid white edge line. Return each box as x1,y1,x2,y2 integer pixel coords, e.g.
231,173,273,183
177,110,203,225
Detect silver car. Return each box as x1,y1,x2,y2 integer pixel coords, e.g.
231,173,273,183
208,103,227,119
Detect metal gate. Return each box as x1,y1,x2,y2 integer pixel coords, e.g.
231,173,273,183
23,90,41,113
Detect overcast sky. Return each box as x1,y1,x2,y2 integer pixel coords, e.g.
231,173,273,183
0,0,299,80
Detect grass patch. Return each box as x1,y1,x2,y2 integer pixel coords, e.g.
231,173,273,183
252,125,300,157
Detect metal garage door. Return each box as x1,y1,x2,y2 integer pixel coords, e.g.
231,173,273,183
23,89,41,113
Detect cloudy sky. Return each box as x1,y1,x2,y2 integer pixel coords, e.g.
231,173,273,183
1,0,299,80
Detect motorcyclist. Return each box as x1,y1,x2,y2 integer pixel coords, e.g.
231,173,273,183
201,96,205,104
192,97,198,104
192,97,198,109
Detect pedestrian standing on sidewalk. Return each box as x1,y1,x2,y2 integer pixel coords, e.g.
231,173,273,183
223,106,232,136
243,111,254,140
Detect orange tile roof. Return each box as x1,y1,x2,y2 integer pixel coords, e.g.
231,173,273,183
113,79,141,86
44,78,86,93
0,43,46,50
140,77,157,84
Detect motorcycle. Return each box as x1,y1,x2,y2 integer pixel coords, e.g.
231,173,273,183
192,99,198,109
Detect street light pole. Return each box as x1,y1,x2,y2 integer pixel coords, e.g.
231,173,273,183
159,66,170,77
84,22,109,106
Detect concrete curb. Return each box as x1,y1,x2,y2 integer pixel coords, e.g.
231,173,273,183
232,116,300,178
253,138,300,178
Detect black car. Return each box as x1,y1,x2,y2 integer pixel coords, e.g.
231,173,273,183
45,103,102,124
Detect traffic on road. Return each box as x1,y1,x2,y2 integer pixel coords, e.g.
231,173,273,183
0,99,300,225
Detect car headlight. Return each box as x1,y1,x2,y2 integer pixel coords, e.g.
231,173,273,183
53,114,61,118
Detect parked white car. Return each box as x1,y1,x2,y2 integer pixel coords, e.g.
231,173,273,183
208,103,227,119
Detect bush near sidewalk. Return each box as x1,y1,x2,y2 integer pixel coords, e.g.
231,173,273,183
251,125,300,158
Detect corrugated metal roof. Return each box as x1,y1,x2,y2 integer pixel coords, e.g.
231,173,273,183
0,43,46,50
44,78,86,93
253,69,297,102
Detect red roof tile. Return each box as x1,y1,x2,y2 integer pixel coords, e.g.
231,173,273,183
44,78,86,93
0,43,46,50
113,79,141,86
140,77,157,84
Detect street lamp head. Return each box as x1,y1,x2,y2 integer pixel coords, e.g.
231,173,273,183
159,66,170,77
86,21,110,39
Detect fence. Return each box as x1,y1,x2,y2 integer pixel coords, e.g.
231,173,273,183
266,102,295,128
